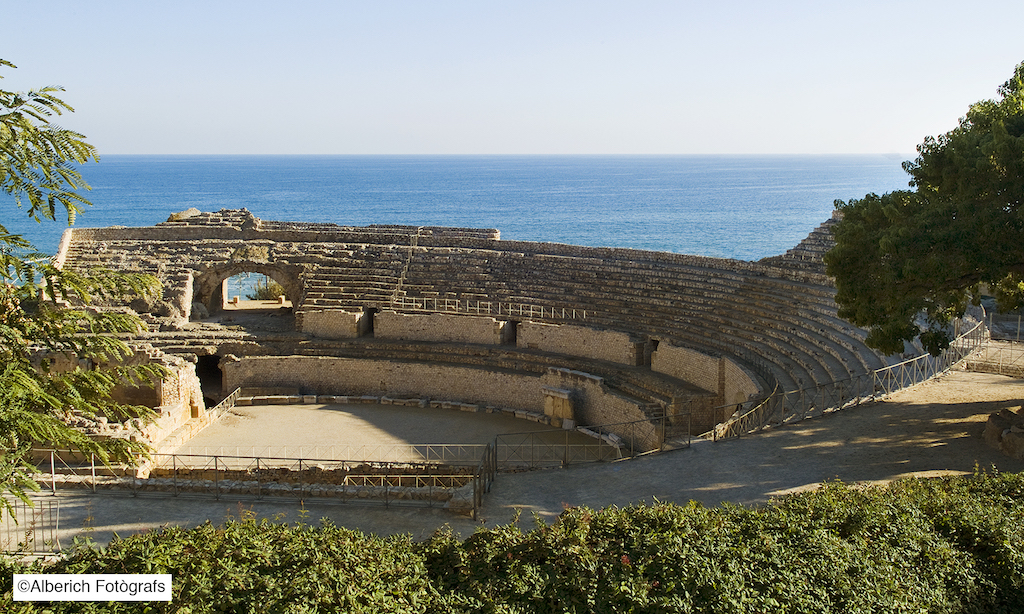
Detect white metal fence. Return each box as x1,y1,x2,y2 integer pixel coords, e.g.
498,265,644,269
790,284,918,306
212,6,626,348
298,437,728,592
1,498,61,554
965,340,1024,377
710,319,989,440
387,296,588,320
26,446,495,519
168,444,489,465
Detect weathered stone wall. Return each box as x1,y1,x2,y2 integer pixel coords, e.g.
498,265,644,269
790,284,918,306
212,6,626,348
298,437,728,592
678,395,723,436
375,311,507,345
222,356,545,411
542,368,649,427
651,343,759,404
298,310,366,339
221,356,654,437
57,209,892,399
518,322,643,365
145,358,206,446
651,344,720,394
62,348,207,452
722,357,759,406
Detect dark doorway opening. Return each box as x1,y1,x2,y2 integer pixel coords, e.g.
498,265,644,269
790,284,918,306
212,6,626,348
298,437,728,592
504,320,519,345
196,355,223,406
362,307,378,337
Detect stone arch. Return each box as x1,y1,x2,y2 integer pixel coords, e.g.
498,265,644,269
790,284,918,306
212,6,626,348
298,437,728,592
192,262,305,317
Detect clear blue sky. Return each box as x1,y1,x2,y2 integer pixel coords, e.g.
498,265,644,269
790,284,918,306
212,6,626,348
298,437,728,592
3,0,1022,155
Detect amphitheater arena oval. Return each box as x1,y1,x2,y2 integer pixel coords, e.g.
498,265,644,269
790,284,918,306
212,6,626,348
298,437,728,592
56,208,897,442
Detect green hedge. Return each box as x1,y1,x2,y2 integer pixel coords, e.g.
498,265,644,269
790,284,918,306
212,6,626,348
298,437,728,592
5,470,1024,613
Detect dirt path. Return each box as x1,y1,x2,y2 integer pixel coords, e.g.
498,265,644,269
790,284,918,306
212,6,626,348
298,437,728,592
481,369,1024,525
12,369,1024,547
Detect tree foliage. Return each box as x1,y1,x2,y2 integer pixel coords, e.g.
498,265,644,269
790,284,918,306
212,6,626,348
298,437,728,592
5,472,1024,612
825,61,1024,355
0,60,163,513
245,274,286,301
0,60,98,225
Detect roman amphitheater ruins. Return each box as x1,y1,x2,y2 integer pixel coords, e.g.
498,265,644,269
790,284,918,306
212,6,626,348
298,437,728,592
50,206,910,460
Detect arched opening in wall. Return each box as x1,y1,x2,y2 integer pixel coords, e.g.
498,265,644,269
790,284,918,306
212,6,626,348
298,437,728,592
196,355,224,406
194,265,302,333
223,273,292,310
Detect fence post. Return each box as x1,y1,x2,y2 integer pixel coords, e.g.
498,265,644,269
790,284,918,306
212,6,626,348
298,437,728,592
473,468,479,521
50,451,56,495
687,410,692,447
563,429,569,467
91,453,96,493
172,455,177,496
214,455,220,500
531,433,535,469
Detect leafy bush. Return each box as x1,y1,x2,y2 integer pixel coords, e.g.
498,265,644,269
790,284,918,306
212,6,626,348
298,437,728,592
245,276,285,301
4,471,1024,612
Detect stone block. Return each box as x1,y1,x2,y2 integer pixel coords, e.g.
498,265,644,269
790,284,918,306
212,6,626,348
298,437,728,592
1004,431,1024,460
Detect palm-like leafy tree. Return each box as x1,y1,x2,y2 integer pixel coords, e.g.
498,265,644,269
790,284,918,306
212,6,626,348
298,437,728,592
1,60,164,513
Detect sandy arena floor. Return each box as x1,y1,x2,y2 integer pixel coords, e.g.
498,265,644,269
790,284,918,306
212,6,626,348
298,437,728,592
172,401,594,459
8,369,1024,546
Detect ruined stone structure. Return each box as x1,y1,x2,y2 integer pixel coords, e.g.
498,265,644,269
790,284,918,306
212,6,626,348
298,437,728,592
56,208,892,445
50,346,206,454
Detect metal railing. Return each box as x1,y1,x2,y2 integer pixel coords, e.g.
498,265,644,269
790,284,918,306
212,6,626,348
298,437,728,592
169,444,489,465
387,296,588,321
473,443,497,518
495,430,623,469
209,387,242,417
965,340,1024,377
494,411,693,469
28,447,495,519
1,498,61,554
709,319,989,440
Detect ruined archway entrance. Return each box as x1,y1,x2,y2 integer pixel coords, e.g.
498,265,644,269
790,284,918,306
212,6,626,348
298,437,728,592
223,273,291,308
191,263,305,332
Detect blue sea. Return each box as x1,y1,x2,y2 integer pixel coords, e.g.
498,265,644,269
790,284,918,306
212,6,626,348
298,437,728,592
5,154,912,261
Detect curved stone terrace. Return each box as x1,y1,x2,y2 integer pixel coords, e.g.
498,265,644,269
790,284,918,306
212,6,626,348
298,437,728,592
55,208,897,444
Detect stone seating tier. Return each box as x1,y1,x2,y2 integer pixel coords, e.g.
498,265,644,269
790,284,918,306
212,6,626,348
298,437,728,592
135,329,713,425
93,256,845,391
385,247,885,384
57,210,891,399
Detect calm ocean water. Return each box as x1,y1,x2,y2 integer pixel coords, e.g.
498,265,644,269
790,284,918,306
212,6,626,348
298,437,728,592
5,155,912,261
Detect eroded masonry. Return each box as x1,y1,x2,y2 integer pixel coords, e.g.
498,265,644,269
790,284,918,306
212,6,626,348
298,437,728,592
56,207,894,453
